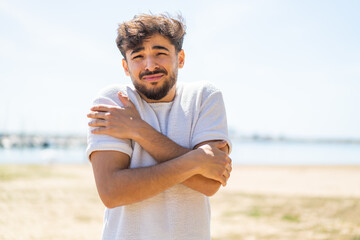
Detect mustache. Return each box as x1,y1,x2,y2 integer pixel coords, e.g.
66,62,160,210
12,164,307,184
139,69,168,79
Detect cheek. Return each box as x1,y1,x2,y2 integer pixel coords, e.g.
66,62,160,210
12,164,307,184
159,58,177,70
127,63,141,75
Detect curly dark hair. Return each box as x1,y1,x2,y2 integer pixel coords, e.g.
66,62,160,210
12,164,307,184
116,14,186,59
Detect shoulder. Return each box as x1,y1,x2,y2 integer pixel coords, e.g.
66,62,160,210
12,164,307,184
179,81,221,94
96,84,128,99
93,84,138,107
178,81,223,104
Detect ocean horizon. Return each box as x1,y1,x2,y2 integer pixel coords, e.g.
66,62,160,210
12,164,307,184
1,141,359,166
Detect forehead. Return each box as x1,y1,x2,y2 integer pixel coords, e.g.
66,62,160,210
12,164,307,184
126,34,175,54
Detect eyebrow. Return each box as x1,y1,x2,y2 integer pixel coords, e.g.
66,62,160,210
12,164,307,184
130,45,170,56
153,45,169,52
130,47,144,56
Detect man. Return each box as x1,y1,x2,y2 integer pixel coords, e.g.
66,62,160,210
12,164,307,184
86,14,232,240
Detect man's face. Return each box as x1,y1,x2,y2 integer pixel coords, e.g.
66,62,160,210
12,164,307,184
122,34,185,102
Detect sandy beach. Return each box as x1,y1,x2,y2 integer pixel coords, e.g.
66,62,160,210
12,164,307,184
1,164,359,240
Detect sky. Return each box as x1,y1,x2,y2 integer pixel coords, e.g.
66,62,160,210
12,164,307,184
1,0,360,139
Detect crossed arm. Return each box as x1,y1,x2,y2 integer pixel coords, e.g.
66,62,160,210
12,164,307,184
88,93,232,208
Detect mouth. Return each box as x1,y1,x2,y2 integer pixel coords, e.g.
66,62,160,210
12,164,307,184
142,73,164,82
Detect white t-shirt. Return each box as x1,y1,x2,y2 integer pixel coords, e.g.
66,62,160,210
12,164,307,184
86,81,231,240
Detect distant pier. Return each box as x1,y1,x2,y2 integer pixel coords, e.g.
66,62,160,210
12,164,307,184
0,133,86,149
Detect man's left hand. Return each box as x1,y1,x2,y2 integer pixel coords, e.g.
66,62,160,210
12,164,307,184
87,92,143,139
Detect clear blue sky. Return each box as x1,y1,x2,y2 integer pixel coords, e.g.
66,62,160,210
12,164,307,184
1,0,359,138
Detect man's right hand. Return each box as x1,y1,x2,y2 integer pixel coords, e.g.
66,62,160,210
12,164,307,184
194,141,232,186
87,92,145,140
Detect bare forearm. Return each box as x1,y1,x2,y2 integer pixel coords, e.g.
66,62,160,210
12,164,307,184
133,121,189,161
102,152,198,208
133,122,222,196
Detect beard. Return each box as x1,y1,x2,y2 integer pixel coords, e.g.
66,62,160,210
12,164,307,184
132,69,177,101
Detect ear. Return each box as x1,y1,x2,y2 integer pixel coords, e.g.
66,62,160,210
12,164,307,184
178,49,185,69
122,58,130,76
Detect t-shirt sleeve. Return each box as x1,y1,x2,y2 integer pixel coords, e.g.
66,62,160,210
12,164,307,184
86,96,132,161
191,89,232,153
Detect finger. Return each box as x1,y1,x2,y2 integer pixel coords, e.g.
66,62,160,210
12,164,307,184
227,164,232,173
88,119,108,127
225,162,232,174
118,92,132,107
224,167,231,179
91,105,113,112
91,127,106,134
226,155,232,165
219,143,230,154
209,140,228,149
87,111,108,119
224,167,232,184
216,176,225,187
222,175,227,186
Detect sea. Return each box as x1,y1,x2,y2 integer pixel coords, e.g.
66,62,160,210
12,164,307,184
1,141,359,165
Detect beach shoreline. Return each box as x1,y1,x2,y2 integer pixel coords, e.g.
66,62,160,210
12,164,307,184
1,164,359,240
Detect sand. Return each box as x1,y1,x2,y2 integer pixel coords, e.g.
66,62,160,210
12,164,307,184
225,166,360,198
0,164,360,240
212,166,360,240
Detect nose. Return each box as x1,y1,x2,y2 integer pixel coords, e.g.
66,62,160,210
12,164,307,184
144,56,158,72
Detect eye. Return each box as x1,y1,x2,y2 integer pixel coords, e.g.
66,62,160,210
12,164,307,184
157,52,167,56
132,55,143,60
